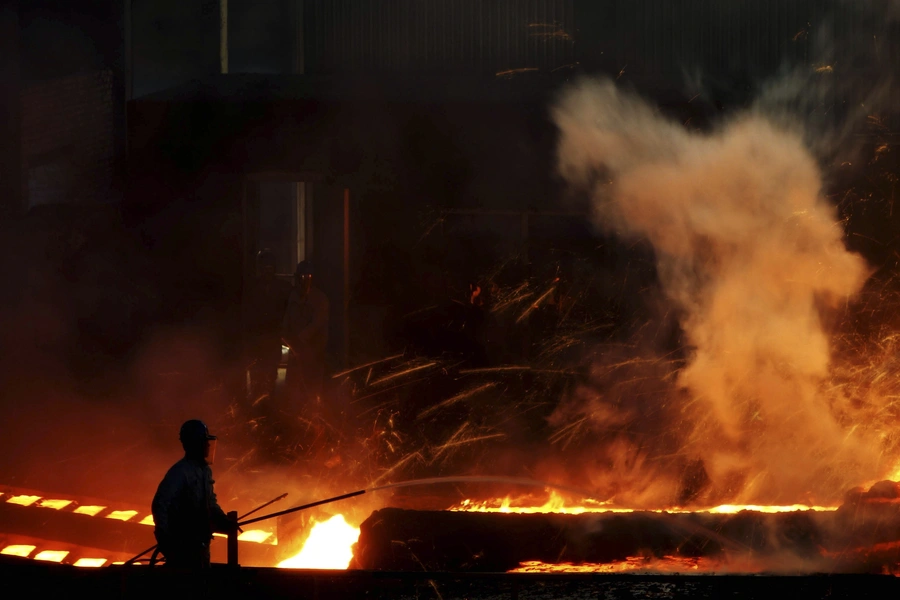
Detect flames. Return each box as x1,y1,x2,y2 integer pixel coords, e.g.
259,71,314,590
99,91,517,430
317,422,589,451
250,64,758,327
277,515,360,569
450,490,838,515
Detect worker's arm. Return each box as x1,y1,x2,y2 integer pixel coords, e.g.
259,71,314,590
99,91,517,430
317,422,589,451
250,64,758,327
207,470,236,534
151,466,185,545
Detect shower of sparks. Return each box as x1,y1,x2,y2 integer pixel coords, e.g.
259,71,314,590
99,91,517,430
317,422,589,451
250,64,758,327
496,67,539,77
417,382,499,420
369,362,439,387
516,284,558,324
332,354,405,379
527,22,573,41
370,451,427,486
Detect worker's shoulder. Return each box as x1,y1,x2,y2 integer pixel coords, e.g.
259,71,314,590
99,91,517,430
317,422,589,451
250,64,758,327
165,457,205,477
310,286,329,305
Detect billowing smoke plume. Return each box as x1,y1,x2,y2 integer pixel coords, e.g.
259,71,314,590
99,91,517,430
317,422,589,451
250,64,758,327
550,78,886,505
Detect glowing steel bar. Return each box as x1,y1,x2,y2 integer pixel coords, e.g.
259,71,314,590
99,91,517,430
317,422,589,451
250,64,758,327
1,545,35,557
106,510,138,522
6,495,40,506
34,550,69,562
38,499,73,510
73,505,105,516
73,558,107,567
138,514,154,525
237,529,273,543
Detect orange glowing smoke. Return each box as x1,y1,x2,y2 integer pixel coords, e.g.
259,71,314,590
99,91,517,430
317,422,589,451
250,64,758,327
277,515,360,569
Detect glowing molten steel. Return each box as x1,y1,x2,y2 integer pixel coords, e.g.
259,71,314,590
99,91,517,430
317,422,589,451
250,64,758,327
72,558,107,567
277,515,360,569
1,545,35,558
34,550,68,563
451,491,837,515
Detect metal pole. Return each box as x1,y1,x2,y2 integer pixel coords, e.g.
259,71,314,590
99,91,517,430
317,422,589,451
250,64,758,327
239,492,288,520
220,0,228,74
343,188,351,368
227,510,239,567
239,489,366,527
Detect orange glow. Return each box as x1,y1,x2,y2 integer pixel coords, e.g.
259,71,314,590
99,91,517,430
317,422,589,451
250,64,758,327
512,556,713,573
706,504,837,514
138,515,154,525
105,510,138,522
7,495,41,506
238,530,273,543
73,505,105,516
1,545,35,557
213,529,275,544
38,499,73,510
73,558,107,567
277,515,360,569
34,550,69,563
451,491,837,515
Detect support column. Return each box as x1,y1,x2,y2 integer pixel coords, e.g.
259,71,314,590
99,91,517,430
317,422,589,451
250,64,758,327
0,2,22,215
226,510,239,567
343,188,350,368
220,0,228,74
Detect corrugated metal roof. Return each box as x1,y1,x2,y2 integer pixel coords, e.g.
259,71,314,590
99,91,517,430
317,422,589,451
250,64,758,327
303,0,576,75
612,0,815,78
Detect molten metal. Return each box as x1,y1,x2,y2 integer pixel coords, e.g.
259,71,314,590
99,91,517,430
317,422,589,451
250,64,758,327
277,515,360,569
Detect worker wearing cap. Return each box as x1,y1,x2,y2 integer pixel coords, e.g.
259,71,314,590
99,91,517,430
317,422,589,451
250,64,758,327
243,249,292,405
151,420,236,568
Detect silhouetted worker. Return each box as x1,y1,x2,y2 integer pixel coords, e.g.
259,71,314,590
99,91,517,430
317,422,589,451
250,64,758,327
281,261,330,412
151,420,235,568
243,249,292,403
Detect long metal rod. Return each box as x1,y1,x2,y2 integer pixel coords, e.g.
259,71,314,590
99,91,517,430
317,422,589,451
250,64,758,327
122,492,289,566
238,492,288,520
238,489,366,527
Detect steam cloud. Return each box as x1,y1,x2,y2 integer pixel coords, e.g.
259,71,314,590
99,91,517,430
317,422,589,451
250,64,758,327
551,79,885,505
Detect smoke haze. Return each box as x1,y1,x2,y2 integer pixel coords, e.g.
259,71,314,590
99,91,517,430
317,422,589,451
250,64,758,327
551,78,888,506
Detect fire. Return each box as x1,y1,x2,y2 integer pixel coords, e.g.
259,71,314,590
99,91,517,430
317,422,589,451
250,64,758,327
277,515,360,569
451,491,837,514
512,556,711,573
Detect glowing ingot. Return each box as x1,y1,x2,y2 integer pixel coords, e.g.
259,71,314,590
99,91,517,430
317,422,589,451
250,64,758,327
38,499,73,510
6,495,41,506
1,545,36,557
73,505,105,516
73,558,107,567
34,550,69,562
237,529,273,543
105,510,138,522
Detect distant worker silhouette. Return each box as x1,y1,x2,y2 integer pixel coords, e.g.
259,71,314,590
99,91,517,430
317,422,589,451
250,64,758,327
281,260,330,414
243,249,292,404
151,420,236,568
